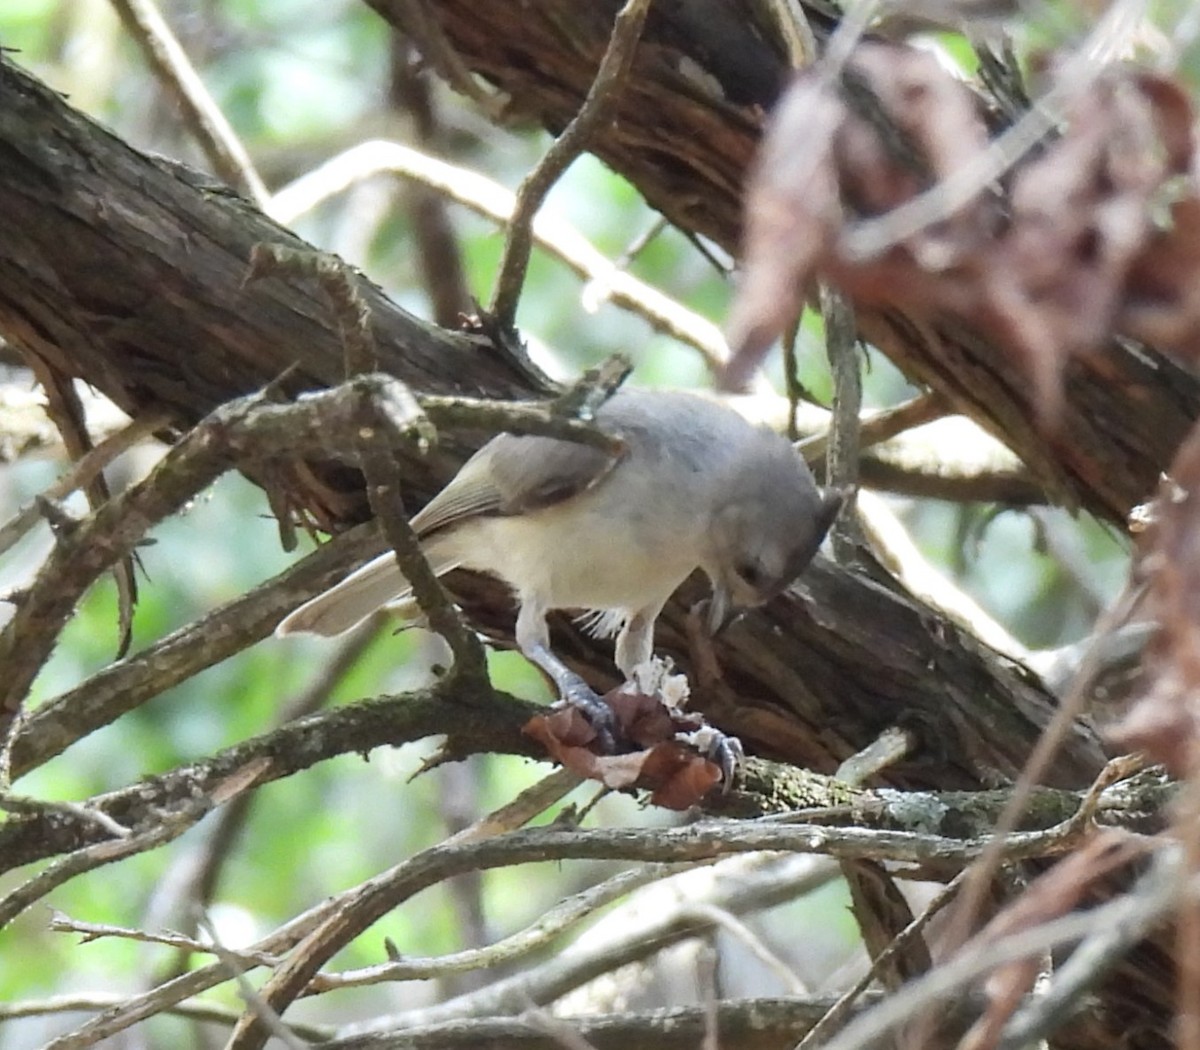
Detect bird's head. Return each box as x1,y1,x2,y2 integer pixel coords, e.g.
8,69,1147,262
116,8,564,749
704,437,843,633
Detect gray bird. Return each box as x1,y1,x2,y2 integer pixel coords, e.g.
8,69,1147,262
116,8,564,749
278,388,841,715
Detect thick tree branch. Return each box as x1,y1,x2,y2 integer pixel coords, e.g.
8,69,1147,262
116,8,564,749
369,0,1200,524
0,50,1106,798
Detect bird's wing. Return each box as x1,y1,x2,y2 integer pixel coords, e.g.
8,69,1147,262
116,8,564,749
412,433,622,537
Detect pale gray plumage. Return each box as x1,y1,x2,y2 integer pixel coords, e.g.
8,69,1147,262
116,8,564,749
277,388,841,697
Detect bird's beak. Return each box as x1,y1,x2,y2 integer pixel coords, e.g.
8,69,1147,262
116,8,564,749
707,582,735,635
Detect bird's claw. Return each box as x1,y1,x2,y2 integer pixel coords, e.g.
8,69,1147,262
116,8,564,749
683,725,744,790
554,678,618,753
712,732,744,790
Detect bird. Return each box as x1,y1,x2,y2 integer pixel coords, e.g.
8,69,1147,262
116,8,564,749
278,387,841,722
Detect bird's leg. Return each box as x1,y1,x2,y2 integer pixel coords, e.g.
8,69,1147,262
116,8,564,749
517,604,617,750
523,641,618,751
614,608,656,681
621,602,744,786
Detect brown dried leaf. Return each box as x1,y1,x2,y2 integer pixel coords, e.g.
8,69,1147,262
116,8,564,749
1112,424,1200,775
725,42,990,390
724,77,843,389
523,687,724,810
727,44,1200,424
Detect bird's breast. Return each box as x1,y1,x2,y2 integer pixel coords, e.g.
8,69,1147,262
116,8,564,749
447,498,701,613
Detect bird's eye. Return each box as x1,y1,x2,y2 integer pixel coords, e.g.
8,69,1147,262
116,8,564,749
735,561,764,588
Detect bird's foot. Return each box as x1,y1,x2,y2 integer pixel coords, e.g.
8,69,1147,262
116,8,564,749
678,724,744,790
552,675,618,753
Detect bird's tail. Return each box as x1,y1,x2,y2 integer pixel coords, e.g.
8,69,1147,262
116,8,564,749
276,540,460,638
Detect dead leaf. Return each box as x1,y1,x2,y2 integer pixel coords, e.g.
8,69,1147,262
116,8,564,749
523,685,726,809
726,44,1200,425
1112,423,1200,776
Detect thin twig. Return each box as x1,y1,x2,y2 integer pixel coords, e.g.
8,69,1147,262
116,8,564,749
0,795,130,840
489,0,653,328
9,523,382,780
820,284,861,560
391,38,472,327
796,390,948,461
678,903,809,994
230,792,1131,1049
43,887,357,1049
939,589,1147,954
392,0,504,114
269,139,739,376
196,909,309,1050
0,377,434,765
818,840,1171,1050
794,869,968,1050
227,770,583,1048
49,914,281,968
333,855,836,1032
0,411,168,557
309,859,692,993
0,993,332,1042
107,0,268,204
0,759,268,929
996,847,1177,1049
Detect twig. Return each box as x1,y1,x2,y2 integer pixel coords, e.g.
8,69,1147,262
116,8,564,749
489,0,653,328
0,795,130,840
29,802,1165,1046
794,869,968,1050
196,910,309,1050
755,0,819,68
782,317,809,442
257,243,485,678
147,621,386,974
796,390,948,461
43,887,358,1049
227,769,583,1048
107,0,268,204
939,588,1147,954
0,411,168,557
356,384,484,682
8,523,382,780
677,903,809,994
4,726,1172,880
0,992,332,1042
854,489,1028,660
336,855,837,1032
817,839,1171,1050
23,354,141,663
0,376,432,765
322,998,857,1050
268,139,738,376
579,214,667,310
821,284,861,561
48,914,281,968
0,759,268,929
392,0,503,114
230,793,1134,1049
834,726,916,787
391,38,472,327
995,847,1179,1050
310,861,690,992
